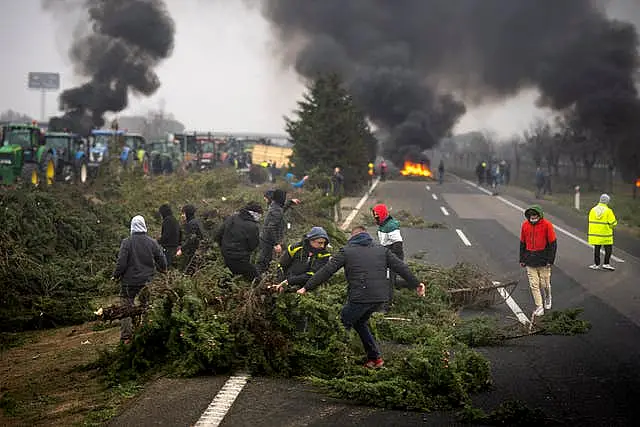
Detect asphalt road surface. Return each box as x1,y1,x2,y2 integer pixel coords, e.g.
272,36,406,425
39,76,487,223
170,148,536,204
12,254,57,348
109,177,640,427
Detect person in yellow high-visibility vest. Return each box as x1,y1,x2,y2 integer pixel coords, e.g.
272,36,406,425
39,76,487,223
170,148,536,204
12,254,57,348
367,162,375,187
588,194,618,271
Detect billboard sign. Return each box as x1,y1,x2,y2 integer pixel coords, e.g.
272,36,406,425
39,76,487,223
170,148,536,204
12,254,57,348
28,72,60,90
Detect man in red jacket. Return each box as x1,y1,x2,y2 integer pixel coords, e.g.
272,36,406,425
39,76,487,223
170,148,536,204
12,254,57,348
519,205,557,317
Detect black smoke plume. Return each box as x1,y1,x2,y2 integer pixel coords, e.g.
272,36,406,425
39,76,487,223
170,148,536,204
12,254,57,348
258,0,640,170
42,0,175,135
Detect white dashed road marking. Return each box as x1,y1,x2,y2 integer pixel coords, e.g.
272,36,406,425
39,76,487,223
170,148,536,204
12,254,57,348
432,193,438,200
455,229,472,246
426,185,431,191
440,206,450,216
195,374,250,427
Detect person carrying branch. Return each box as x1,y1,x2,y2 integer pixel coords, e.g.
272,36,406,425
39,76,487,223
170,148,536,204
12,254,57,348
297,226,426,369
214,201,263,281
112,215,167,344
273,226,331,292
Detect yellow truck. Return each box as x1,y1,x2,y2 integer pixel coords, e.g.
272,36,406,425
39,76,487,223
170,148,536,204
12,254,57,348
251,144,293,168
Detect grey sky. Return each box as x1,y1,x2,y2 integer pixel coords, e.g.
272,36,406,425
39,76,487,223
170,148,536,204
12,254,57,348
0,1,637,139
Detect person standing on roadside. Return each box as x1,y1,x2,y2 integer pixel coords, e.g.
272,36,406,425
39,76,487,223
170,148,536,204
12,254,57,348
331,166,345,221
519,205,557,317
112,215,167,344
157,204,181,267
535,167,545,199
438,160,445,185
588,194,618,271
214,201,263,281
297,226,426,369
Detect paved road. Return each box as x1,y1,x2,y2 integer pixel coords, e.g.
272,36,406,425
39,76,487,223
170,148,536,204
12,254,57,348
109,178,640,426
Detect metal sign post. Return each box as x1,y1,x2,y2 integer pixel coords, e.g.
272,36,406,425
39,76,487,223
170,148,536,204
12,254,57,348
27,72,60,122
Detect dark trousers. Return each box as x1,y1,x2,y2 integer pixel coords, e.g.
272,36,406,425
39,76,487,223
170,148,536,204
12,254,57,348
163,246,177,268
386,243,404,301
594,245,613,265
256,240,274,275
120,283,148,341
341,301,384,360
224,256,258,281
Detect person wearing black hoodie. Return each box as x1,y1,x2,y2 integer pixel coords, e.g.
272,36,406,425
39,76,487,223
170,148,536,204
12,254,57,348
157,204,181,267
214,201,263,280
180,204,205,274
257,188,290,275
298,226,426,369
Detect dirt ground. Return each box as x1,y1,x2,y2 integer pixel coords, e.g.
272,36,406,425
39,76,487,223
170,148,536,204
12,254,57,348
0,321,134,426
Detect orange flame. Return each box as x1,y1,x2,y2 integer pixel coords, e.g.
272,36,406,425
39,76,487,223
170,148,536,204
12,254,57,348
400,160,432,177
636,178,640,188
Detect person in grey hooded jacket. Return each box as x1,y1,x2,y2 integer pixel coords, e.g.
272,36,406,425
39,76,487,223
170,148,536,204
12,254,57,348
257,189,288,275
297,226,426,369
113,215,167,343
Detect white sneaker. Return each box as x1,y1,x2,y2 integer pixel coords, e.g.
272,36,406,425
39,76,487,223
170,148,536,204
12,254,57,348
544,292,552,310
602,264,615,271
588,264,600,270
532,306,544,317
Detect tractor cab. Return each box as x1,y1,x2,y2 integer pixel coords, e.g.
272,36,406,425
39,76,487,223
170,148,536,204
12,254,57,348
197,140,216,170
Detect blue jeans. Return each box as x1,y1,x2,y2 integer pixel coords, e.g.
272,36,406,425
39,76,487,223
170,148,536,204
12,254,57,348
341,301,384,360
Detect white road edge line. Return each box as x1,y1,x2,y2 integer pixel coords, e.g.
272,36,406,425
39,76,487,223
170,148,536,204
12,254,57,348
494,281,531,326
432,193,438,200
195,373,250,427
341,177,381,231
462,179,625,263
455,229,472,246
440,206,450,216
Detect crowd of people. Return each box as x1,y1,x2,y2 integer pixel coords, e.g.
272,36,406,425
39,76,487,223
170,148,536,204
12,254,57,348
475,160,511,193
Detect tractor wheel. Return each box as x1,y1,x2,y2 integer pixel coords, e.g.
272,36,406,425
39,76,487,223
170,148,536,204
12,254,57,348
40,153,56,186
22,164,40,186
75,158,88,184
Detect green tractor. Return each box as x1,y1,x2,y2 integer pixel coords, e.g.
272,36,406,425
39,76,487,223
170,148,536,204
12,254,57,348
148,139,183,175
43,131,89,184
0,122,57,186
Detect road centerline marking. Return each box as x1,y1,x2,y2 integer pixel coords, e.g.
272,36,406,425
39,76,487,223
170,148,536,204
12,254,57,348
455,229,472,246
461,178,624,263
432,193,438,200
440,206,450,216
426,185,431,191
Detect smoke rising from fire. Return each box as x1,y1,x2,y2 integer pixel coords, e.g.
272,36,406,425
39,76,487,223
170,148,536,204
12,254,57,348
257,0,640,166
42,0,175,134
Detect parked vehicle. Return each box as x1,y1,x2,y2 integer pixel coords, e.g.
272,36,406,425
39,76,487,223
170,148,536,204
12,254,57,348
120,132,149,175
148,139,182,175
87,129,117,176
43,131,89,184
0,122,57,186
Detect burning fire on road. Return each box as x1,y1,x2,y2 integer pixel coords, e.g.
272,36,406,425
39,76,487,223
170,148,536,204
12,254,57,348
400,160,432,178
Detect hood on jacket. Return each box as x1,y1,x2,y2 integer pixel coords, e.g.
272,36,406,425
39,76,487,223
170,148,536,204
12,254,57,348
599,194,610,205
158,204,173,219
182,204,196,221
130,215,148,234
524,205,544,219
348,231,373,246
240,201,264,222
372,204,389,224
272,189,287,207
305,226,330,243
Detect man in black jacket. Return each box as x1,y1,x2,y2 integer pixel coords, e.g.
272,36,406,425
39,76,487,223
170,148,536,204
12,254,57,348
180,204,205,274
214,201,263,281
257,189,289,275
112,215,167,343
157,204,181,267
298,226,426,369
275,226,331,291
